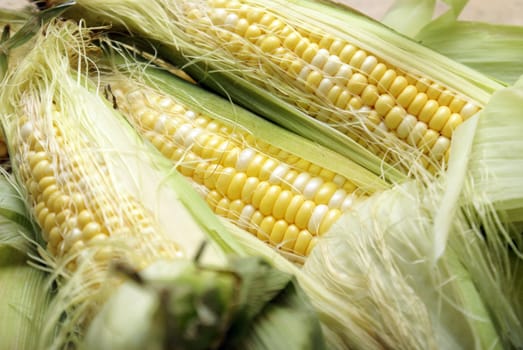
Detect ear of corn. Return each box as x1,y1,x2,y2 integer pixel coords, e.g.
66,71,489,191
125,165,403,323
56,0,503,178
0,21,245,348
97,49,390,260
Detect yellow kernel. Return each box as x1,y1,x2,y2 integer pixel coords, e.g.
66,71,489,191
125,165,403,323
41,184,59,203
234,18,249,36
281,225,300,251
51,194,70,213
227,172,247,200
215,167,236,195
361,85,379,106
329,39,345,55
28,151,48,170
437,89,454,106
302,44,319,63
270,220,288,244
284,32,302,51
77,210,94,228
305,70,323,91
33,160,53,182
295,200,315,229
396,85,418,108
417,129,439,152
407,92,428,116
426,83,443,100
335,90,352,109
319,209,341,235
369,63,387,84
293,230,313,256
227,199,244,221
203,164,221,189
249,211,264,235
251,181,271,208
349,50,367,68
441,113,464,138
246,154,266,177
384,106,406,130
306,237,318,255
284,195,305,223
258,216,276,240
415,77,431,92
449,98,466,113
273,190,293,219
43,212,57,233
338,44,357,63
418,100,439,123
259,35,281,53
326,85,342,104
347,96,363,110
377,69,397,93
215,197,231,217
206,190,222,211
375,94,396,116
347,73,367,95
429,106,452,132
259,185,282,216
244,24,262,41
36,206,49,225
389,76,408,97
241,177,260,203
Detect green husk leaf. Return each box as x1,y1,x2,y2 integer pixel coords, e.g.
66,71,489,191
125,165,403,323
0,173,51,350
381,0,468,37
84,257,326,350
417,20,523,85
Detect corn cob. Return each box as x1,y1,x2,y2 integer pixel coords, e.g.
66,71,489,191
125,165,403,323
53,0,502,176
178,0,497,173
106,70,386,259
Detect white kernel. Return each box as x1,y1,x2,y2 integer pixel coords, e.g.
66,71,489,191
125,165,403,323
298,66,312,84
184,110,197,120
157,97,172,109
238,204,256,230
323,55,342,75
303,177,324,199
292,173,311,193
211,8,228,25
236,148,256,171
328,188,347,208
308,204,329,234
396,114,417,139
407,121,428,146
174,123,193,144
184,128,203,147
311,48,330,69
269,164,290,184
360,56,378,74
154,114,168,133
334,64,352,85
341,194,356,211
224,13,239,29
317,78,334,97
19,122,33,141
460,102,479,119
430,136,451,159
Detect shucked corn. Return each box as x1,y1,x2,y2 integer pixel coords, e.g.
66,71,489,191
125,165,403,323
178,0,483,172
108,76,369,258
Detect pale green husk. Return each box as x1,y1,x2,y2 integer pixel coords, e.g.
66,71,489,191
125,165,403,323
0,173,52,350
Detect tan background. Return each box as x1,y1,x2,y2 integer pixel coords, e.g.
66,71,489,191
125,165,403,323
0,0,522,24
343,0,523,25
